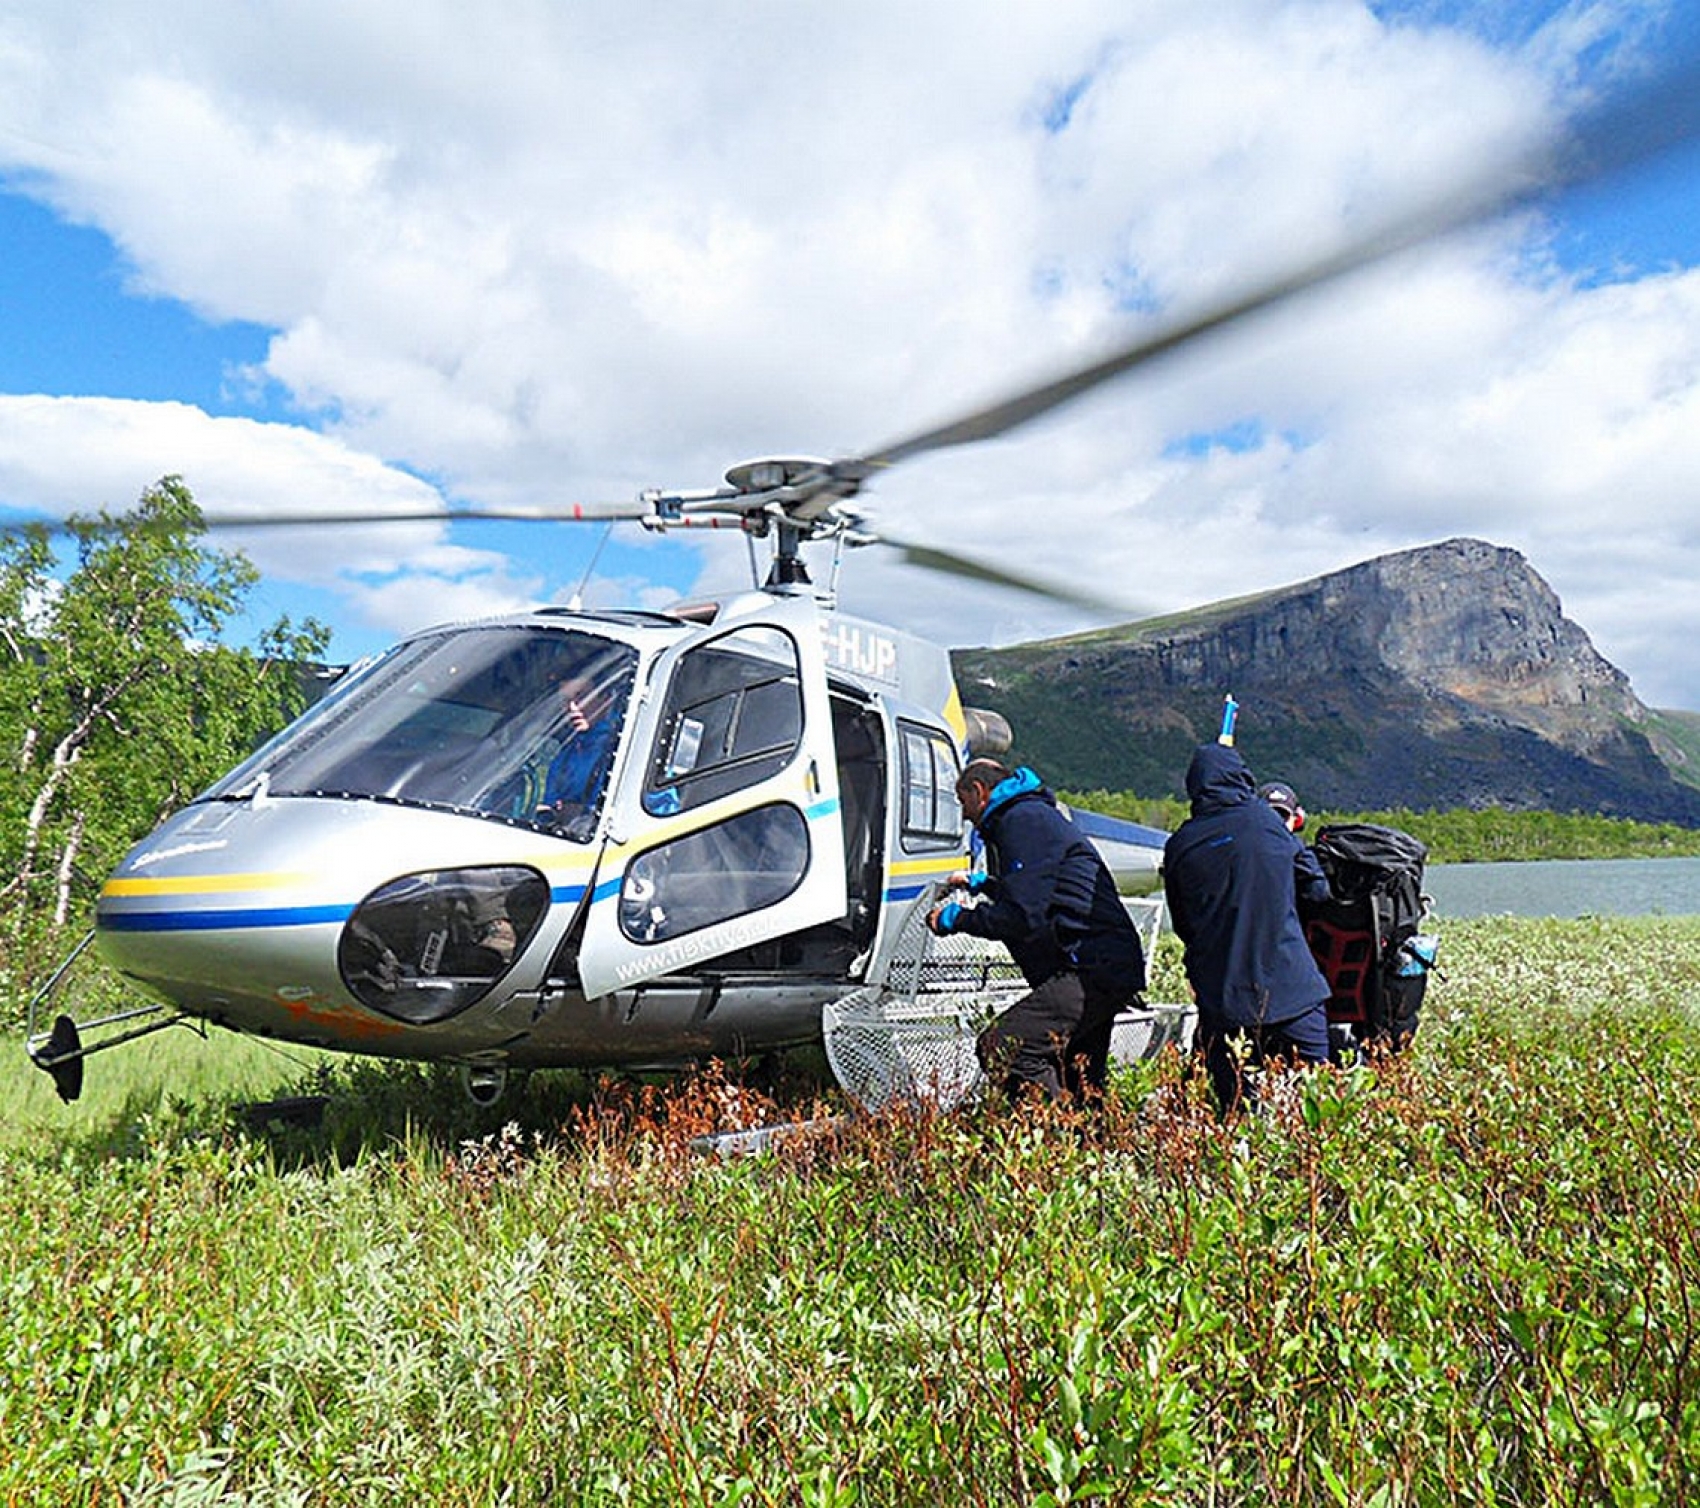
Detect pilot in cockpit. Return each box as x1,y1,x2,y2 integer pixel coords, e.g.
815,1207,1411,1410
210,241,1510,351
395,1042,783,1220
527,671,627,838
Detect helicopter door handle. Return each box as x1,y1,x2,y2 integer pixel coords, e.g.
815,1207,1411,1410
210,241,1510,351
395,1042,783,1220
807,759,821,796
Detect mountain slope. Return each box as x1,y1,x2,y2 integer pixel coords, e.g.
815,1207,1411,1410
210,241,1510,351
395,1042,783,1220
952,538,1700,823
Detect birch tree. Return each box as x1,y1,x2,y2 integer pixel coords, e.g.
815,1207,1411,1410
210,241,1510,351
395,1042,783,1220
0,477,330,940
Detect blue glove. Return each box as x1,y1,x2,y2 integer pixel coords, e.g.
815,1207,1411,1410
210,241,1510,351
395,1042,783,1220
930,900,962,934
963,870,989,895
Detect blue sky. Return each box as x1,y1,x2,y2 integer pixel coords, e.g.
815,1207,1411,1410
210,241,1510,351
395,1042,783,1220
2,1,1699,708
0,194,269,409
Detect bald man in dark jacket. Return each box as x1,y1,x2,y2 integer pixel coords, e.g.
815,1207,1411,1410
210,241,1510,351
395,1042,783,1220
1164,742,1331,1113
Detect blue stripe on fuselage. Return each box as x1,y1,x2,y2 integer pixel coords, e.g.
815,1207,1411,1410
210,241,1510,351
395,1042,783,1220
885,883,929,901
102,882,591,934
98,903,357,933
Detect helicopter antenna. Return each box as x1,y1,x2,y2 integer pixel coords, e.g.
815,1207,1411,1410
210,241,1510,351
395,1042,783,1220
824,527,849,609
566,521,614,610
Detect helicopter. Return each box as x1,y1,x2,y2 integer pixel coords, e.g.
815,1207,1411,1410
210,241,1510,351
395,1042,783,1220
23,49,1700,1107
27,469,1172,1108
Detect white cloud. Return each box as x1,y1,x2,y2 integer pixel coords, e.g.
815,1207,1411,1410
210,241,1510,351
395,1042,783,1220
0,394,546,640
0,0,1696,705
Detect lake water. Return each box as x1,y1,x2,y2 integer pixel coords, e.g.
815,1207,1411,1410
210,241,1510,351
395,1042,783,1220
1423,856,1700,919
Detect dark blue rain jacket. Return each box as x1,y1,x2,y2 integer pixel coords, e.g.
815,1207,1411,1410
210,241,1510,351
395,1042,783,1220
542,717,620,811
1163,743,1330,1026
947,768,1145,993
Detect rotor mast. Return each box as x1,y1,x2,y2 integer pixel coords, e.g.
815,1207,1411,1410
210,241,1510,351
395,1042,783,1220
764,518,814,591
698,456,866,598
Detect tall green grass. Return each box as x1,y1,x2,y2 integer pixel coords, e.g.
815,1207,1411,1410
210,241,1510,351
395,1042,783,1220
4,916,1699,1504
8,1026,340,1147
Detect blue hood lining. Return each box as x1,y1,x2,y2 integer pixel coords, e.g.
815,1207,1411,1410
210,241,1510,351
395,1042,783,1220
984,765,1043,818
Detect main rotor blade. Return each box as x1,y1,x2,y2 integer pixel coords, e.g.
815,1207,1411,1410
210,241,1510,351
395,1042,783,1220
875,533,1146,617
195,497,659,528
853,52,1700,476
0,494,660,538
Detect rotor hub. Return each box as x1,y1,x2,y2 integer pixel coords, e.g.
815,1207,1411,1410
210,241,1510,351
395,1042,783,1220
724,456,833,494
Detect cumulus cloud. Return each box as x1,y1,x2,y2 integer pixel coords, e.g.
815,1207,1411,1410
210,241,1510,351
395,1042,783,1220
0,394,546,635
0,0,1696,703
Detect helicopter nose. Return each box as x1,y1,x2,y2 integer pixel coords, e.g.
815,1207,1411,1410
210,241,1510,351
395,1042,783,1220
93,796,585,1040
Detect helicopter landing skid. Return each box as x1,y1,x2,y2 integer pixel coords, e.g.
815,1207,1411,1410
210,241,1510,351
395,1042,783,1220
23,930,199,1103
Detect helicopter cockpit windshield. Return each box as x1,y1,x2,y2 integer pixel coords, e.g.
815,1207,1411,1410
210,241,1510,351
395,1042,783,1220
201,626,639,840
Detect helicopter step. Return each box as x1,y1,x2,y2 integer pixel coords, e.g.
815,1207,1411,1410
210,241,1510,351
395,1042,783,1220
460,1061,510,1106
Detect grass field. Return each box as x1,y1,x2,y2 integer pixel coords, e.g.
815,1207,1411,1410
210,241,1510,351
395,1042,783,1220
4,916,1699,1504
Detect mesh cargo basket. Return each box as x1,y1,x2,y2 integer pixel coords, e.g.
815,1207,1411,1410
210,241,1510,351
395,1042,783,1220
822,884,1192,1112
822,884,1025,1113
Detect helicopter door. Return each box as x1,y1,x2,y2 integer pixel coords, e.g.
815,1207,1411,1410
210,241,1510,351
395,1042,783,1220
575,597,847,998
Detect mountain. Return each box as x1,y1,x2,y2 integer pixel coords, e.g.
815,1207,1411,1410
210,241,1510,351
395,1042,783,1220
951,538,1700,823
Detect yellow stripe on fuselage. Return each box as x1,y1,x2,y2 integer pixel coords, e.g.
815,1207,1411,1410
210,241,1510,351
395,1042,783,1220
104,852,603,901
102,871,313,897
887,855,969,880
942,684,968,745
101,780,834,906
594,778,835,866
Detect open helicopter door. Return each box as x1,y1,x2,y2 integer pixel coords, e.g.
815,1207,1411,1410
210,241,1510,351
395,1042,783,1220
574,595,847,999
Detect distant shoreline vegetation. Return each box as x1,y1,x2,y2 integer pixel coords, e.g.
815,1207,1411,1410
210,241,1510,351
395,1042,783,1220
1062,791,1700,864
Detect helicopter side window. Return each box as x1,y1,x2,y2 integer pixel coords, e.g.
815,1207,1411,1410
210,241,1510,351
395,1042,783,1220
618,804,809,944
644,626,804,815
899,723,964,850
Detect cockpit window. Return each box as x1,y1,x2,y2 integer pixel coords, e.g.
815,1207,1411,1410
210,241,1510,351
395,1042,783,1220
200,627,639,840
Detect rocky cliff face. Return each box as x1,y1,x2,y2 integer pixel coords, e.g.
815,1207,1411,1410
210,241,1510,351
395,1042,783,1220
952,539,1700,821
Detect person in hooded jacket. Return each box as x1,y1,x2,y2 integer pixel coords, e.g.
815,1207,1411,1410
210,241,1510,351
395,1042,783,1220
927,759,1145,1101
1164,742,1332,1114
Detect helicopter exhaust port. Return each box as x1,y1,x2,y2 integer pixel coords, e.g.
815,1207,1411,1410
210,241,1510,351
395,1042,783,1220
963,707,1012,758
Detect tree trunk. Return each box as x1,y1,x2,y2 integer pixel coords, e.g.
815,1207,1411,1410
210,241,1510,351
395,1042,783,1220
14,718,93,910
53,806,87,928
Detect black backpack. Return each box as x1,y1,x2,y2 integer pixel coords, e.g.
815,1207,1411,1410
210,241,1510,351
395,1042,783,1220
1303,823,1436,1052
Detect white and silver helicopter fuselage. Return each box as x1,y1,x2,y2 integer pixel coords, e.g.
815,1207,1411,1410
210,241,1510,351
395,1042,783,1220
82,590,1167,1093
